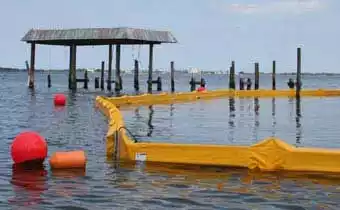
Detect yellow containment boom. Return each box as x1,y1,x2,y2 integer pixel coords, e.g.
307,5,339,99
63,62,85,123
106,88,340,107
96,93,340,174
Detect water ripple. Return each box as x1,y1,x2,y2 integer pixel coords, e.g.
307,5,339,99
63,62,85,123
2,71,340,209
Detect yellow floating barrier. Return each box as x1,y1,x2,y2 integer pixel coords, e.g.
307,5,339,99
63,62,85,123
106,89,340,107
96,95,340,174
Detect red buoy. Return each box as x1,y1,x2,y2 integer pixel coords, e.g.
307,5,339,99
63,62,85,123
11,131,48,164
54,94,66,106
197,87,206,92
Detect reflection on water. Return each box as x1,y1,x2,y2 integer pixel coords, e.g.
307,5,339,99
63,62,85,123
228,97,235,143
254,97,260,127
10,163,48,207
296,96,302,145
50,168,88,199
125,97,306,146
122,97,334,148
253,98,260,144
272,98,276,137
169,104,174,128
228,97,235,128
104,160,340,209
51,168,86,179
4,71,340,209
147,106,154,137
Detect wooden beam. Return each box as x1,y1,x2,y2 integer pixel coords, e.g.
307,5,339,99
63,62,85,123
296,47,301,97
28,43,36,89
68,44,77,90
108,44,113,91
115,44,121,91
148,44,154,93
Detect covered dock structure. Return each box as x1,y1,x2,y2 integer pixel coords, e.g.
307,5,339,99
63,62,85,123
21,27,178,91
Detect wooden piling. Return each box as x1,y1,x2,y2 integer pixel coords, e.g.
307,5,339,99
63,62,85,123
200,78,206,87
108,44,113,91
95,77,99,89
68,47,72,89
47,73,51,88
148,44,154,93
190,76,195,92
254,62,259,90
134,59,139,92
68,44,77,90
272,60,276,90
28,43,35,89
100,61,105,90
72,45,77,90
296,47,302,97
156,76,162,91
115,45,121,91
170,61,175,92
119,75,123,91
84,70,88,89
229,66,232,89
229,61,235,89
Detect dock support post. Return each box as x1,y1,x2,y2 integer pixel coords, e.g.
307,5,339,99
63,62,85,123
84,70,88,89
170,61,175,92
272,60,276,90
156,76,162,91
47,73,51,88
115,45,121,92
101,61,105,90
229,61,235,89
108,44,113,91
95,77,99,89
134,59,139,92
190,76,195,92
254,62,259,90
28,43,36,89
296,47,302,97
68,44,77,90
147,44,154,93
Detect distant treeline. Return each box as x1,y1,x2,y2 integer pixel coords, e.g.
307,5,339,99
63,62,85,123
0,67,338,76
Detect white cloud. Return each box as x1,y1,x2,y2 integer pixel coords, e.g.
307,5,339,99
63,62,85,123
228,0,325,15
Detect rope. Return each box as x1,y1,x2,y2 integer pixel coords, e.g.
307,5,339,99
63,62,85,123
117,126,139,143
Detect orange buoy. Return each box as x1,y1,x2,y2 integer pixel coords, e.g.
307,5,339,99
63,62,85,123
54,94,66,106
11,131,48,164
49,150,87,169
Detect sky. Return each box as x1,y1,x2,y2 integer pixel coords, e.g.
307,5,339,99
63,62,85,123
1,0,339,73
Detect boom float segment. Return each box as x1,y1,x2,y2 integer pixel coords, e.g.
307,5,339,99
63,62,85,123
96,95,340,173
106,89,340,107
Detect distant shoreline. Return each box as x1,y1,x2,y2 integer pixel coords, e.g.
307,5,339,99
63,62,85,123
0,67,338,76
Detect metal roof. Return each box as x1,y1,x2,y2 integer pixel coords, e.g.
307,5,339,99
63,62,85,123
21,27,178,45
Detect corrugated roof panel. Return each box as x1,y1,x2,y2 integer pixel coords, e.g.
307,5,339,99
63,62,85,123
21,27,178,44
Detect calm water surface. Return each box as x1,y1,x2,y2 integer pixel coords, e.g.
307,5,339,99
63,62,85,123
1,70,340,209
